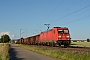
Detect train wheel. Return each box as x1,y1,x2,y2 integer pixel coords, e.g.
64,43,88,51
59,44,61,47
49,42,53,47
42,43,45,46
64,44,67,48
52,43,56,47
37,43,39,46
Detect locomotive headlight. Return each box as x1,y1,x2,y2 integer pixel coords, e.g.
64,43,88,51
58,36,61,38
66,36,69,38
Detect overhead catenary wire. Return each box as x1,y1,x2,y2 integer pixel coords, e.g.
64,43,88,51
30,1,90,35
44,0,65,20
31,0,65,34
50,4,90,24
32,14,90,35
33,0,82,32
33,4,90,35
60,15,90,26
49,0,83,21
32,0,82,31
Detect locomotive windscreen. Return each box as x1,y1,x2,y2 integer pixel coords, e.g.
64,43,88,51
64,30,69,33
58,30,69,34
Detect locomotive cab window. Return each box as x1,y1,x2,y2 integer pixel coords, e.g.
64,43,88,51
58,30,69,34
64,30,69,33
58,30,64,33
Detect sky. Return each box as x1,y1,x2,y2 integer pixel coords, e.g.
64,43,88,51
0,0,90,40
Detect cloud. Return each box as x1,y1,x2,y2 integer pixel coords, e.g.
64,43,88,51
0,32,10,36
0,31,15,39
0,32,15,39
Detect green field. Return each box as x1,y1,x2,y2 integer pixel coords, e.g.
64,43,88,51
70,42,90,47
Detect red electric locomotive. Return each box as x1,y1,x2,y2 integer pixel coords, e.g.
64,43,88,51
39,27,71,47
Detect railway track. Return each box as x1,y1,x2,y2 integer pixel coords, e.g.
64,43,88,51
59,47,90,54
53,45,90,54
29,45,90,54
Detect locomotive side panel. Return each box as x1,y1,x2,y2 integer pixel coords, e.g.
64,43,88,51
47,29,52,41
53,28,58,41
40,32,44,42
39,29,58,46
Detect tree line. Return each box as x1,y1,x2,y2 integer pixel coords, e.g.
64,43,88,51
0,34,11,43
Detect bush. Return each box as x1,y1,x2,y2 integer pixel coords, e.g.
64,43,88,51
87,39,90,42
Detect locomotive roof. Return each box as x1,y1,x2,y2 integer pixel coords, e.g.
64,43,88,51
54,27,67,28
41,29,52,33
41,27,68,33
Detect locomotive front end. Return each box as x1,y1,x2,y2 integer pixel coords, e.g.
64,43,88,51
57,27,71,47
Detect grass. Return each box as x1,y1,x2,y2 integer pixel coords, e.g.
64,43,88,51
16,44,90,60
0,43,10,60
70,42,90,47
